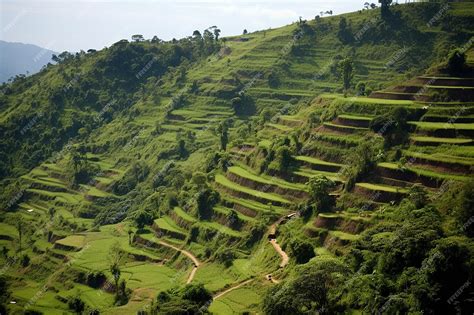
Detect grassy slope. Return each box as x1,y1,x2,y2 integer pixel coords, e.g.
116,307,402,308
1,2,474,314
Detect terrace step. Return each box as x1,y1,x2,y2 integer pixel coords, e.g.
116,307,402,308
266,123,294,132
278,116,304,128
313,212,370,235
321,122,369,134
410,136,473,146
221,195,280,218
413,76,474,87
169,207,197,230
215,174,291,207
376,162,469,188
226,166,308,200
402,151,474,174
370,91,429,101
152,216,188,241
335,114,372,128
421,115,474,124
409,121,474,138
295,156,344,173
354,182,408,203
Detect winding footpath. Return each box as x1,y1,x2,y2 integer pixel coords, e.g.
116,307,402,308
157,240,200,284
212,213,294,300
269,238,289,268
213,278,255,300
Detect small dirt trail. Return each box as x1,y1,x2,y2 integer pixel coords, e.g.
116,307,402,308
267,213,295,268
157,240,200,284
213,278,254,300
269,239,289,268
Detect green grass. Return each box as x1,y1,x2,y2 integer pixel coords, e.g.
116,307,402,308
55,235,86,249
411,136,473,144
402,150,474,166
294,168,343,182
215,174,291,204
266,123,294,132
154,216,187,235
338,114,373,121
172,207,197,223
409,121,474,130
295,156,343,168
329,230,360,241
228,165,307,191
378,162,470,181
0,222,17,238
209,285,262,314
356,182,408,193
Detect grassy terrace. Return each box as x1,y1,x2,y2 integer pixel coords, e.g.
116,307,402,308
0,222,17,238
409,121,474,130
215,174,291,204
378,162,470,182
221,194,286,215
266,123,294,132
55,235,86,249
355,182,409,193
411,136,473,145
329,230,361,241
199,221,242,238
295,156,344,168
172,207,197,223
338,114,373,121
323,122,368,131
214,206,256,223
154,216,187,235
402,150,474,166
294,168,344,182
228,165,307,191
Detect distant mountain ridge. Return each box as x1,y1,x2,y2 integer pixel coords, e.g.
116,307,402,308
0,40,57,83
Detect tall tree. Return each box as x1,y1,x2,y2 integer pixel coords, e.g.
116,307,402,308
15,215,24,252
379,0,392,19
339,58,354,96
217,121,229,151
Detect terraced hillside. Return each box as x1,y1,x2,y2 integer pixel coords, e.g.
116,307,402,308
1,2,474,314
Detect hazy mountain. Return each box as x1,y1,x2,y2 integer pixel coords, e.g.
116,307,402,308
0,40,57,83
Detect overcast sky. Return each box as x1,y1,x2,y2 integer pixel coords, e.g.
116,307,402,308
1,0,362,52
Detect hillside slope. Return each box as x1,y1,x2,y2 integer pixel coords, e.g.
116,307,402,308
1,2,473,314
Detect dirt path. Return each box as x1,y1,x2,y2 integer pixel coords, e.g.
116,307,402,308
157,240,200,284
269,239,289,268
213,279,254,300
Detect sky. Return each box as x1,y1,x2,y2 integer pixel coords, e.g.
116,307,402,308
0,0,362,52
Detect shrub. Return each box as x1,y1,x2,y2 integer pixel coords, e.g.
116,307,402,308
447,49,466,75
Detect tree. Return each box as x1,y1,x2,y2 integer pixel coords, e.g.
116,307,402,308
131,34,145,42
213,28,221,41
192,30,202,39
337,17,353,44
243,29,248,35
275,145,294,172
217,121,229,151
108,242,125,297
15,215,24,252
127,228,133,245
307,175,335,211
182,283,212,306
379,0,392,19
339,58,354,96
48,207,56,220
196,189,220,220
408,184,428,209
289,239,315,264
192,172,207,188
134,210,153,230
447,49,466,75
68,296,85,314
